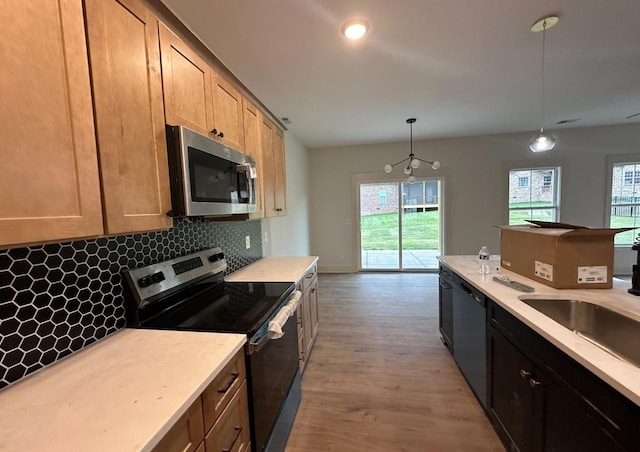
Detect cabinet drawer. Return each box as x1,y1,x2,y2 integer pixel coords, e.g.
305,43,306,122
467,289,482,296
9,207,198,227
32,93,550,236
205,380,251,452
152,397,204,452
202,350,246,432
301,264,317,294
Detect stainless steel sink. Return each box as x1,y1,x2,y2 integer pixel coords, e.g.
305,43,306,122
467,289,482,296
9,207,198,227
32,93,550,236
519,298,640,368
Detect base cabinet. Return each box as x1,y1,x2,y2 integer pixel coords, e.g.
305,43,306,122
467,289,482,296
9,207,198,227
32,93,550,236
297,264,319,372
488,324,535,452
152,349,250,452
488,300,640,452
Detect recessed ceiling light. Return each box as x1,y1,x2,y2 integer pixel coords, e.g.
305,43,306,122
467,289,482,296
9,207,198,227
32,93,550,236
342,19,368,40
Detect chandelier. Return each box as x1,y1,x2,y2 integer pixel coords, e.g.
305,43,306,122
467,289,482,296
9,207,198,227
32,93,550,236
384,118,439,184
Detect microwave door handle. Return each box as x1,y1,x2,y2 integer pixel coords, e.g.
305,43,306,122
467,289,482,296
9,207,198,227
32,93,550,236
248,165,255,205
241,162,256,206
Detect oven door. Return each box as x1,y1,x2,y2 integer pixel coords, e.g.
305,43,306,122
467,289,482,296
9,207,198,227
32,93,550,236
246,312,300,452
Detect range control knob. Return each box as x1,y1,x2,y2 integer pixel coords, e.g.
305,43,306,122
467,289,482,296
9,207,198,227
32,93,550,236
137,275,152,288
138,271,165,288
209,252,225,263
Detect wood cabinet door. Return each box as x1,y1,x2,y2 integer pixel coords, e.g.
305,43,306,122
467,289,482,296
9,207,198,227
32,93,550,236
273,127,287,215
260,116,277,217
488,325,534,452
152,397,204,452
204,381,251,452
212,73,245,151
159,23,213,136
309,277,319,338
302,289,313,359
242,98,264,218
0,0,103,246
85,0,172,235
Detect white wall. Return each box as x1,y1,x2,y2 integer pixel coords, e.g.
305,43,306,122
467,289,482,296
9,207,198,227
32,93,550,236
262,131,311,256
309,123,640,274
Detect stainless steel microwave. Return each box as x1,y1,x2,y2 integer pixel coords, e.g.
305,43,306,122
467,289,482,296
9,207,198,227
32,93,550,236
165,125,257,217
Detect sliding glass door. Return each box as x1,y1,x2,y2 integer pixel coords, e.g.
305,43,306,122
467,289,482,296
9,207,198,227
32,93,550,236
358,179,442,271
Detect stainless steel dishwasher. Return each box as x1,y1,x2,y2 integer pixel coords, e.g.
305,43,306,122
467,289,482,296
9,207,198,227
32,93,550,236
452,273,487,408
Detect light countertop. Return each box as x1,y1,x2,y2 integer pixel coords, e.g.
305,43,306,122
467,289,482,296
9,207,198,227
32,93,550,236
0,329,246,452
439,255,640,407
225,256,318,283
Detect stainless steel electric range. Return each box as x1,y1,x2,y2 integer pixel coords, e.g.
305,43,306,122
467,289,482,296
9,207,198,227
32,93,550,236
122,247,301,452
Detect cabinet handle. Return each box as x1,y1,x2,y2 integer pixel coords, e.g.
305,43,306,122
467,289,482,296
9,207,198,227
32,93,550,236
519,369,531,379
217,372,239,394
222,426,243,452
217,131,224,138
211,128,218,135
310,288,315,294
529,378,541,388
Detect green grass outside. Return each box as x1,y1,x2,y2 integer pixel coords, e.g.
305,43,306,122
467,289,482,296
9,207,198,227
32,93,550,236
611,215,640,245
360,211,439,250
508,201,553,209
508,201,554,225
360,209,640,250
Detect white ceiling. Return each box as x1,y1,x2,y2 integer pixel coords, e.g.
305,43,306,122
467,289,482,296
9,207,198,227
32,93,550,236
161,0,640,149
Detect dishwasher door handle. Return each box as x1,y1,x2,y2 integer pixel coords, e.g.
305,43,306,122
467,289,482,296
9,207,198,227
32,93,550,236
459,281,485,307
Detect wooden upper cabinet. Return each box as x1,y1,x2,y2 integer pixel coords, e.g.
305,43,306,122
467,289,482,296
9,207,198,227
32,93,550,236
261,116,277,217
0,0,103,246
273,127,287,216
242,98,263,218
212,73,245,151
260,116,287,217
85,0,172,234
159,23,213,136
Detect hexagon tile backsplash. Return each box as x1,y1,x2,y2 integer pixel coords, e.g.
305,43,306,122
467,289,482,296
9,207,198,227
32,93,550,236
0,218,262,389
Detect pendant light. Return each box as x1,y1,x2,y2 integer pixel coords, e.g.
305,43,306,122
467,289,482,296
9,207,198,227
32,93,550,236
529,16,559,153
384,118,439,184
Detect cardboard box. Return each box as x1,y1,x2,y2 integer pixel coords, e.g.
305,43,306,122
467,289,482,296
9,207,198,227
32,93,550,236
499,221,633,289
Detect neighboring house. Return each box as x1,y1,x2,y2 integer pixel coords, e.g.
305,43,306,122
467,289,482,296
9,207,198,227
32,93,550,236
509,169,554,205
361,181,439,215
611,164,640,216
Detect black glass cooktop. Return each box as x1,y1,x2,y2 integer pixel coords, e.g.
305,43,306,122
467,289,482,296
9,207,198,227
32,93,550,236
141,280,295,337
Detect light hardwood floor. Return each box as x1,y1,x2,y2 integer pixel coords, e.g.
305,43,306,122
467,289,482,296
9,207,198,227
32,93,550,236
285,273,505,452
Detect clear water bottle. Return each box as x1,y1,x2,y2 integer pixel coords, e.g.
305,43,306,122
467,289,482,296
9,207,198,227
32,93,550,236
478,246,490,274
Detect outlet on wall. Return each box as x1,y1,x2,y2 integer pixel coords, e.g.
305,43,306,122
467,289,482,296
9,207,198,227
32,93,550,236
245,235,250,249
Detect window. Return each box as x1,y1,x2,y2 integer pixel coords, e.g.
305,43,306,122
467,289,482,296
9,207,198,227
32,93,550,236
610,163,640,245
508,167,560,225
623,170,640,185
379,188,387,204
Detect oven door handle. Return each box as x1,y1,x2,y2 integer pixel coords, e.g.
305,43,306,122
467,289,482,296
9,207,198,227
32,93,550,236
247,333,270,354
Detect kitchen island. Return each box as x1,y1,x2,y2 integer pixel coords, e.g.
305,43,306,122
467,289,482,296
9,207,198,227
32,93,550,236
440,255,640,452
